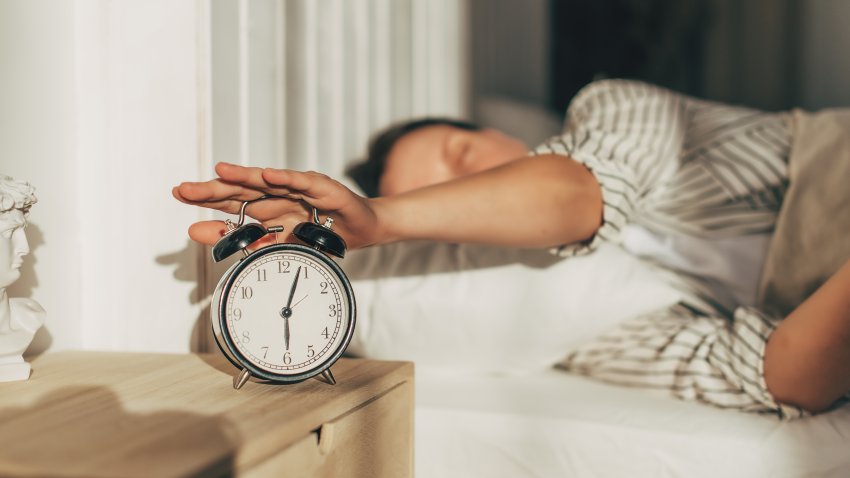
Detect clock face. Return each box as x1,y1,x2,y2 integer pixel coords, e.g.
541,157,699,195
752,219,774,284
218,244,354,380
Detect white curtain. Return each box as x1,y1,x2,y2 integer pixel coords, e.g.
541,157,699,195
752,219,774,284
194,0,469,352
211,0,469,176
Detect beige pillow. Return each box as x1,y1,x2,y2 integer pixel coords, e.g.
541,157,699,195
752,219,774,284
758,109,850,316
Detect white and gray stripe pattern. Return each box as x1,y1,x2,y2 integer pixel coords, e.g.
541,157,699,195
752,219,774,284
559,304,808,419
533,79,830,418
534,79,791,256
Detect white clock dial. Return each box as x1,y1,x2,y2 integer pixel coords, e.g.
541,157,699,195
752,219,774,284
223,250,351,376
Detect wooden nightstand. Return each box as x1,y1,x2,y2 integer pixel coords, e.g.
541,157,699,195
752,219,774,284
0,351,414,477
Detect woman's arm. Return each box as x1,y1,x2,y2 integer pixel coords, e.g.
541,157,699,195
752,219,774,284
173,155,602,251
764,259,850,412
374,154,602,247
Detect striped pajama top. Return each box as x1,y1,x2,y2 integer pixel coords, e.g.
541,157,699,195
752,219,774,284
532,79,823,419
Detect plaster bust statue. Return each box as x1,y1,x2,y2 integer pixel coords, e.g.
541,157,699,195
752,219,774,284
0,175,45,382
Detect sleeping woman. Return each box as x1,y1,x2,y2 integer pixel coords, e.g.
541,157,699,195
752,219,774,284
174,79,850,419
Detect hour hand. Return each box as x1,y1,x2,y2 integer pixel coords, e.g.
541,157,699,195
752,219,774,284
284,315,290,351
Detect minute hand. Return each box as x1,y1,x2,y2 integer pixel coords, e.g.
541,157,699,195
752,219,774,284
286,266,301,310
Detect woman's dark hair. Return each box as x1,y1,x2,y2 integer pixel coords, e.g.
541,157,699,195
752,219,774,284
346,117,480,197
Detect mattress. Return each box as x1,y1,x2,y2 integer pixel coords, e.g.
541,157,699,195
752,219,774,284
415,368,850,478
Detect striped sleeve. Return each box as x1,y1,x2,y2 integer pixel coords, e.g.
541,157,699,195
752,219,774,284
557,303,814,419
532,80,686,256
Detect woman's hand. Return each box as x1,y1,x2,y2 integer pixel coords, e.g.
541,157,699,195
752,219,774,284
175,155,602,252
173,162,384,250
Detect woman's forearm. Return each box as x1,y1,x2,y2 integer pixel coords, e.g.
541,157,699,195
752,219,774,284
372,154,603,248
764,259,850,412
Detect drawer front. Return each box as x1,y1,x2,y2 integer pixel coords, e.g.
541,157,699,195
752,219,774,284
242,381,413,478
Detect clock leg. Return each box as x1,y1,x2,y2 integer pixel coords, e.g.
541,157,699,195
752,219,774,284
317,368,336,386
233,368,252,390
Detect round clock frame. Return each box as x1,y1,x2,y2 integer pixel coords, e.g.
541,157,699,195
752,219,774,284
211,242,356,385
208,196,356,389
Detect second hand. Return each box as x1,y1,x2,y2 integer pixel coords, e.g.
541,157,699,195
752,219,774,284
291,294,309,310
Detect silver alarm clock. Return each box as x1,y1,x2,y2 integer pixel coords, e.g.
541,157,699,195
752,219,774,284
210,196,356,389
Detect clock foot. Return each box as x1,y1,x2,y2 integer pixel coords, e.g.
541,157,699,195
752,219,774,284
233,368,252,390
317,368,336,386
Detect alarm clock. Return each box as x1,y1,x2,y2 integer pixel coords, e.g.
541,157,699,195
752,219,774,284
210,196,356,389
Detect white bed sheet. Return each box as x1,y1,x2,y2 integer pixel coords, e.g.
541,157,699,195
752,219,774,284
415,369,850,478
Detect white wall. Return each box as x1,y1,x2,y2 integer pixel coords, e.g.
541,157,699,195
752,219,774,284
0,0,211,354
0,1,81,352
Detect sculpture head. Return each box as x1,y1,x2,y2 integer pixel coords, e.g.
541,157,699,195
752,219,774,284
0,176,37,289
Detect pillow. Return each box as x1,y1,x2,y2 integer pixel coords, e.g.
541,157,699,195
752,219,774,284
758,108,850,316
343,241,687,374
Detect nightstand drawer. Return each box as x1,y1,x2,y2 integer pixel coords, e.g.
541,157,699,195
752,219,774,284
245,381,413,478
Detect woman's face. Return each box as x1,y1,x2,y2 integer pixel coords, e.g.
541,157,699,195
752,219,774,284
0,210,29,289
379,125,528,196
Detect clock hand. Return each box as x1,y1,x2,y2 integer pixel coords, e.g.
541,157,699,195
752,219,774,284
286,266,301,310
281,266,301,352
284,315,290,351
291,294,309,310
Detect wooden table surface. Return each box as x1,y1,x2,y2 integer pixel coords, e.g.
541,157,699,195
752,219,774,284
0,351,413,477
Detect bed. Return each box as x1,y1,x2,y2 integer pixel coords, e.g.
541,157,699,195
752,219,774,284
341,237,850,477
415,369,850,478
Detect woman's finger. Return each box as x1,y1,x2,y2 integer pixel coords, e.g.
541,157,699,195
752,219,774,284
173,187,248,215
175,162,297,203
216,162,300,198
188,220,229,246
173,179,263,204
261,169,351,210
187,219,302,251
